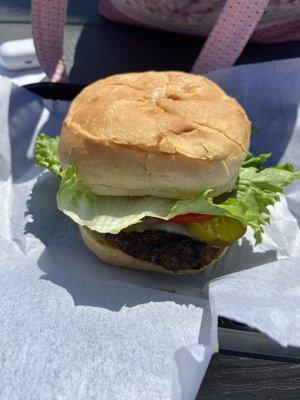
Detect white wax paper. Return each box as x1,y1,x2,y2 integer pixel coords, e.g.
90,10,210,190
0,58,300,400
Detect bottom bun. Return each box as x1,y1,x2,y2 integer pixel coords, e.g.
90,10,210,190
79,225,228,275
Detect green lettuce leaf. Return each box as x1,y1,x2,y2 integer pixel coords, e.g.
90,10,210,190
56,159,300,244
35,134,300,244
35,133,61,177
57,165,174,233
218,158,300,243
242,152,270,169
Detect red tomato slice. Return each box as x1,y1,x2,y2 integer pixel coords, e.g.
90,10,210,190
167,213,215,224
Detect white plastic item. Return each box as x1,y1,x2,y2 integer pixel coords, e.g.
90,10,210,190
0,38,40,71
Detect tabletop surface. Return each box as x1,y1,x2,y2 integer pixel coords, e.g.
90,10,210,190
1,1,300,399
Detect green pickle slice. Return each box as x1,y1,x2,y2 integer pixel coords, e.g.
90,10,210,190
186,216,246,246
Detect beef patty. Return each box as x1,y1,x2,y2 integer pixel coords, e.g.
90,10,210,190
97,230,225,273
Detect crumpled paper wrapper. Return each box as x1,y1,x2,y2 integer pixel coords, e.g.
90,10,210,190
0,58,299,400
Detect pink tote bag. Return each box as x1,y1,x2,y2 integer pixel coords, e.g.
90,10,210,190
31,0,300,82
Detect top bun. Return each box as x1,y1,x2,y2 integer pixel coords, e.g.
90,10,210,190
59,71,251,199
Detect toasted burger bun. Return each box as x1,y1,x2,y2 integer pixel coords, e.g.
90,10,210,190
59,71,251,199
79,226,228,275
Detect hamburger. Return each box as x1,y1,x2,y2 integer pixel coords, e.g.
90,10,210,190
35,71,300,274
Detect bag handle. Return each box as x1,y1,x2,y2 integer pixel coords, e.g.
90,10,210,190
31,0,270,81
31,0,69,82
192,0,271,73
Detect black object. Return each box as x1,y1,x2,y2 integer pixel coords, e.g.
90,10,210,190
23,82,300,363
24,83,84,101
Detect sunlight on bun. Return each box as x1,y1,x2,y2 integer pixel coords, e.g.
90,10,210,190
59,71,251,199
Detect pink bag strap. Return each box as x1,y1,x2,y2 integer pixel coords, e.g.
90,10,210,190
192,0,271,74
31,0,69,82
31,0,270,81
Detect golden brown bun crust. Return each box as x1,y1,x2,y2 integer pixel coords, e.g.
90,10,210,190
59,71,251,199
79,226,228,275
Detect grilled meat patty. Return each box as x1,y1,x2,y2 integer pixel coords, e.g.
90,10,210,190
98,230,225,273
